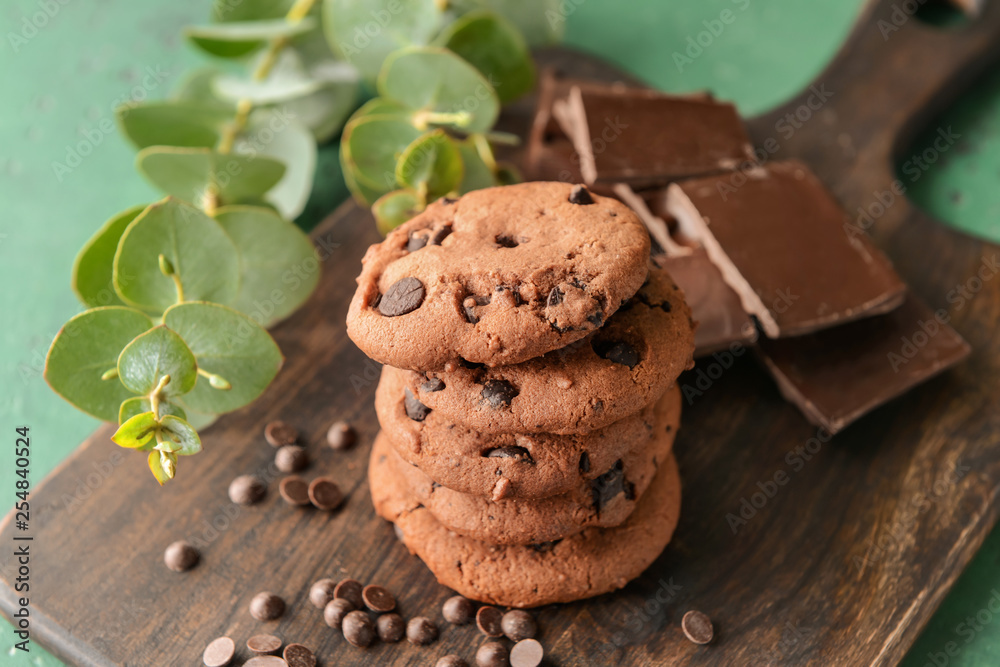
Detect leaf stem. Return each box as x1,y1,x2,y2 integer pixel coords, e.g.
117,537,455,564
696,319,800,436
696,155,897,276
253,0,317,81
472,133,497,173
149,374,171,419
171,272,185,303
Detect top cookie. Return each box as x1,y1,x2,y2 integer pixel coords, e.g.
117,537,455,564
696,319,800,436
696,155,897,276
346,182,651,371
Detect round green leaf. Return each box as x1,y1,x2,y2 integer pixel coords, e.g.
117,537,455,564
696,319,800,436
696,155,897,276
44,307,154,422
119,397,187,424
171,399,219,430
341,147,388,206
114,198,241,313
322,0,442,83
342,114,423,191
352,97,410,121
284,59,360,142
136,147,287,206
456,139,495,193
186,17,317,59
372,189,421,235
395,130,463,200
163,302,283,414
235,109,317,219
213,50,332,104
117,325,198,397
72,205,147,309
112,411,159,450
116,101,231,150
160,415,202,456
450,0,564,46
435,11,534,103
214,206,320,326
378,47,499,133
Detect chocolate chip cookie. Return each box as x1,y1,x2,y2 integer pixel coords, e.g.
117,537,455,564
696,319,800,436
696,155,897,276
376,365,676,499
346,182,651,371
396,266,694,434
370,437,682,608
377,386,679,544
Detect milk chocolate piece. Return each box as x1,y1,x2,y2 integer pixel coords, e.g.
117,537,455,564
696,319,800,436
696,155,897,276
667,160,907,338
563,85,753,188
757,293,970,433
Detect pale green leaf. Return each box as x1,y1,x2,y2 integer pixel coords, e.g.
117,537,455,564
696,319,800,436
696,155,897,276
117,325,198,397
135,146,287,205
395,130,463,200
148,450,176,485
160,415,203,456
112,411,159,450
435,10,534,103
116,101,231,150
186,18,317,59
72,205,147,309
372,189,421,235
450,0,564,45
457,139,495,193
236,109,317,219
341,114,422,191
118,396,187,424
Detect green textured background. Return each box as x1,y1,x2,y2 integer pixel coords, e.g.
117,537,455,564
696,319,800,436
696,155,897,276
1,1,999,665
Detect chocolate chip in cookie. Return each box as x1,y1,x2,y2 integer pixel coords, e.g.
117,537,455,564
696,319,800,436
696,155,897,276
404,388,431,421
593,340,641,369
378,277,425,317
568,185,595,205
484,446,533,464
591,460,636,511
481,380,518,408
463,295,492,324
421,377,445,393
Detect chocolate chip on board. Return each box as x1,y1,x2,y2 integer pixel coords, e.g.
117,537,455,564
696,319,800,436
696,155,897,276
249,592,285,621
275,445,309,473
279,476,311,506
501,610,537,641
437,656,470,667
362,584,396,612
164,540,199,572
308,477,344,511
323,598,355,629
509,638,544,667
342,610,376,647
283,643,317,667
202,637,235,667
407,616,439,645
476,605,504,637
476,641,510,667
378,277,426,317
480,380,518,408
334,579,365,608
682,610,715,645
443,595,476,625
309,578,338,609
244,657,286,667
229,475,266,505
246,634,282,655
264,420,298,447
376,613,406,642
326,421,357,450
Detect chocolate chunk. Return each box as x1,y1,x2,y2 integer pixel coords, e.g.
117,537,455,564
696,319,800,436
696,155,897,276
404,388,432,421
275,445,308,473
484,446,533,463
334,579,365,608
437,656,469,667
481,380,518,408
264,420,298,447
308,477,343,511
163,540,199,572
756,293,971,433
501,610,537,642
459,357,486,369
593,340,640,368
407,616,439,645
362,584,396,612
326,421,357,450
586,310,604,327
568,184,594,205
342,610,376,647
591,460,630,511
249,592,285,621
682,610,714,645
667,161,906,338
476,642,509,667
378,277,425,317
546,286,563,307
431,225,453,245
463,295,492,324
279,476,311,506
203,637,235,667
246,634,282,655
442,595,476,625
421,377,445,393
495,234,520,247
477,605,504,637
323,597,354,629
283,644,316,667
407,232,429,252
229,475,266,505
579,451,591,473
509,638,544,667
376,613,405,642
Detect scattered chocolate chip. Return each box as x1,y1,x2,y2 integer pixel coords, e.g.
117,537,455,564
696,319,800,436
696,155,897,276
376,613,405,642
164,540,199,572
594,340,640,369
407,616,439,645
203,636,235,667
309,578,337,609
442,595,476,625
421,377,445,393
437,656,469,667
334,579,365,608
249,592,285,621
308,477,343,511
546,287,563,307
476,641,509,667
283,643,316,667
362,584,396,612
323,597,355,629
477,606,504,637
244,657,286,667
591,460,632,511
682,610,714,645
407,232,429,252
481,380,518,408
378,277,425,316
509,638,544,667
404,388,432,421
495,234,519,248
484,446,533,463
264,420,298,447
463,295,492,324
275,445,309,473
568,184,595,205
326,421,357,450
431,225,453,245
343,610,376,647
229,475,266,505
279,476,311,506
501,610,537,642
246,634,282,655
579,451,591,473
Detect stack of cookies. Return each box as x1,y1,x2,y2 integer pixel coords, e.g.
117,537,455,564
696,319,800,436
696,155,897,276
347,182,695,608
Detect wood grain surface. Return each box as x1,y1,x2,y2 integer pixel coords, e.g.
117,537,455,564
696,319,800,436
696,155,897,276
3,1,1000,665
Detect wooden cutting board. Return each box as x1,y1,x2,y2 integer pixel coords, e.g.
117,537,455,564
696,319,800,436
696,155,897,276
3,1,1000,665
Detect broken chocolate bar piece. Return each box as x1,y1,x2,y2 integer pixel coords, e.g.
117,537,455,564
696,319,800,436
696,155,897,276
561,84,753,188
756,293,970,433
666,160,907,338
